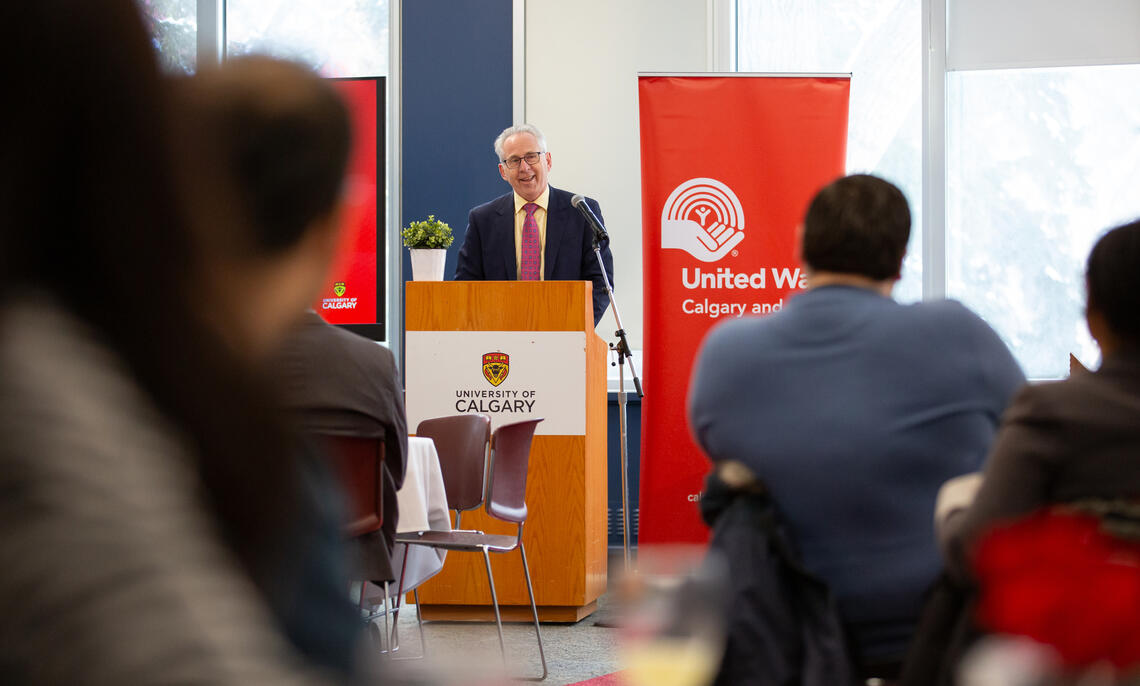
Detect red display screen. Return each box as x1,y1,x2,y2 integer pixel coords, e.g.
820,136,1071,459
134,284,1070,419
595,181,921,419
316,77,386,340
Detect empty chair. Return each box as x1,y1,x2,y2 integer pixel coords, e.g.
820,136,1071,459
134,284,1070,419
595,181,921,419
396,417,547,681
389,413,491,657
417,413,492,529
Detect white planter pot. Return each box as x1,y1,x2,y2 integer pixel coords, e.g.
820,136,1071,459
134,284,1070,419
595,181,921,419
409,248,447,281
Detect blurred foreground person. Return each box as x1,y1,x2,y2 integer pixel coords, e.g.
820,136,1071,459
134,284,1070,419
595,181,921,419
903,219,1140,685
0,2,356,684
688,174,1025,683
174,57,370,676
178,55,409,591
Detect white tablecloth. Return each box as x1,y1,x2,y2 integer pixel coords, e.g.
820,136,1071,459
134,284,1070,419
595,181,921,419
366,436,451,600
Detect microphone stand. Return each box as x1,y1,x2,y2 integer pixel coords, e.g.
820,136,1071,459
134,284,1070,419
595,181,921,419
591,233,643,577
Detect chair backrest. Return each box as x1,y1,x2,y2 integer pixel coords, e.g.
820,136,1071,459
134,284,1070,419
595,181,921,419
415,414,491,514
485,418,543,524
319,435,385,538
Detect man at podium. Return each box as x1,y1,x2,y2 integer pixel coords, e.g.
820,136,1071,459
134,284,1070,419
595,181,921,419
454,124,615,325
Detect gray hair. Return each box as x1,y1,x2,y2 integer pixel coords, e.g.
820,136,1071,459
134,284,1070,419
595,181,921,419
493,124,547,160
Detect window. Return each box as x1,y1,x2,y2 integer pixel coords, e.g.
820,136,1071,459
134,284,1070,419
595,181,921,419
946,65,1140,377
226,0,389,77
735,0,1140,377
735,0,923,303
139,0,197,73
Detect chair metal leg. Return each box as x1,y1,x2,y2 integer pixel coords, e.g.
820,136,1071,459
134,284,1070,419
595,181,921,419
481,546,508,670
389,592,400,654
380,580,391,656
518,542,548,681
363,582,388,655
390,545,426,661
412,589,425,655
392,548,408,624
390,546,410,653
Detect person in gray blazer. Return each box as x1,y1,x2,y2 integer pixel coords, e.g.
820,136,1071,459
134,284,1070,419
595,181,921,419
275,308,408,583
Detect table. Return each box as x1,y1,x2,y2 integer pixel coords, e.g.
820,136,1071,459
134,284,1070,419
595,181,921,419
365,436,450,601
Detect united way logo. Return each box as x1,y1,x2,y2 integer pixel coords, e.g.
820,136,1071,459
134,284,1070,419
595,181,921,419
333,281,347,297
661,178,745,262
482,352,509,387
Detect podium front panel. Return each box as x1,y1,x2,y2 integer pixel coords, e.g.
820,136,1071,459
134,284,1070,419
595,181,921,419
405,281,608,621
406,331,586,435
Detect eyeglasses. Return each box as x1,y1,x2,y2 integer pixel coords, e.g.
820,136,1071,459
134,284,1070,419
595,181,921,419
501,151,545,169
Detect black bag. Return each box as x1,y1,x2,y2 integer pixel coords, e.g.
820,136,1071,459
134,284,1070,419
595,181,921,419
898,574,982,686
702,472,859,686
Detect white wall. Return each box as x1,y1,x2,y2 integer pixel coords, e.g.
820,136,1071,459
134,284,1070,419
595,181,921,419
524,0,710,349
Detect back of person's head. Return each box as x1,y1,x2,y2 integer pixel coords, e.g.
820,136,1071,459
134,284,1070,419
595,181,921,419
1086,219,1140,345
178,56,351,258
0,0,304,592
801,174,911,281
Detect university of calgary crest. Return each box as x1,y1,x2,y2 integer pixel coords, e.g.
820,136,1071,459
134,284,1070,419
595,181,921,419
482,352,509,387
333,281,347,297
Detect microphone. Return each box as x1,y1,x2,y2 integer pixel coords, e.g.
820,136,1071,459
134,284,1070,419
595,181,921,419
571,194,609,243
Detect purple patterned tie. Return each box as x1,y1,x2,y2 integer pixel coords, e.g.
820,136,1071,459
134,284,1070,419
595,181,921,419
520,202,541,281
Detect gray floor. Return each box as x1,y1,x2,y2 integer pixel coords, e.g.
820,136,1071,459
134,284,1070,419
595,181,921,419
376,551,628,686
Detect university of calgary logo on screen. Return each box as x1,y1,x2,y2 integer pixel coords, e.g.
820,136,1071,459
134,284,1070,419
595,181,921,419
333,281,347,297
482,352,509,387
661,177,745,263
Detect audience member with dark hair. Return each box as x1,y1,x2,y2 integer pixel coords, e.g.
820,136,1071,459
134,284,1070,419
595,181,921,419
688,174,1025,681
0,2,356,683
174,56,373,677
179,55,409,590
800,172,912,281
938,218,1140,577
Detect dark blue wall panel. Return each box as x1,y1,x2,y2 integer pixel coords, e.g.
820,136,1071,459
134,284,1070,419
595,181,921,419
401,0,513,282
607,394,642,547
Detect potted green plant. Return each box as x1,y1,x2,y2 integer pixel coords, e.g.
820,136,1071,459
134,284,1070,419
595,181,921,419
402,214,454,281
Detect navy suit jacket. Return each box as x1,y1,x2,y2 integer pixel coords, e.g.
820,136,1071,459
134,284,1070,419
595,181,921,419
454,186,615,325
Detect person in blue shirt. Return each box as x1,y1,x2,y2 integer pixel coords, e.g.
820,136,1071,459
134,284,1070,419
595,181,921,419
688,174,1025,676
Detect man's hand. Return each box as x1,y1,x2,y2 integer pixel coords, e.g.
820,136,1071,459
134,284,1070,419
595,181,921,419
662,218,744,262
935,472,983,533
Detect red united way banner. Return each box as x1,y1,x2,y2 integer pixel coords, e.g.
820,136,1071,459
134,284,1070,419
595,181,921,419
638,74,850,543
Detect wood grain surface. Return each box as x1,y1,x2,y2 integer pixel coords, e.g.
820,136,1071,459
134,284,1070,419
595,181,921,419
407,280,608,620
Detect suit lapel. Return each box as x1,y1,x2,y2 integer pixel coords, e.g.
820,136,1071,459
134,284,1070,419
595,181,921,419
544,187,567,280
494,194,517,280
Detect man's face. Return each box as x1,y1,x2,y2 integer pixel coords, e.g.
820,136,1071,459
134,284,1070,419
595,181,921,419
498,132,552,202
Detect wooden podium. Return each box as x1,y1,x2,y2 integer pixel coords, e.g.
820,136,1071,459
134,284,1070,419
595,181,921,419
404,280,608,622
